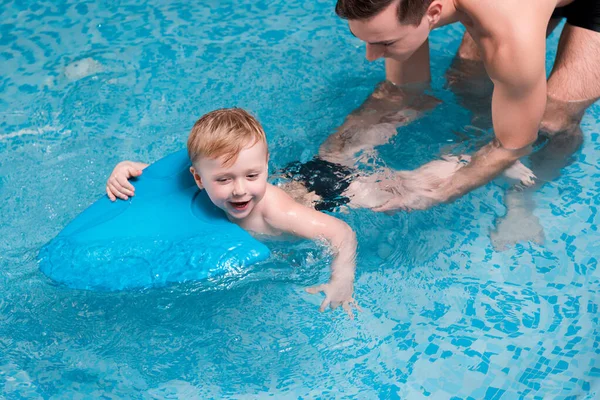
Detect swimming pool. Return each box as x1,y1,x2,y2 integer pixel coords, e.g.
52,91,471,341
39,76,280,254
1,0,598,398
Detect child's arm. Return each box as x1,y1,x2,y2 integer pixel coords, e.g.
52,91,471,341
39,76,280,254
264,186,359,318
106,161,149,201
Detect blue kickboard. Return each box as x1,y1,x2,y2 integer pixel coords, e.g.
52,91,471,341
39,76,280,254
38,149,271,291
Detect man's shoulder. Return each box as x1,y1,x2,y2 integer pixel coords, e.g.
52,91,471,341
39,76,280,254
457,0,554,31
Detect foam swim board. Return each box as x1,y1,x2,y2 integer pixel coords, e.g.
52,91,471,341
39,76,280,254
38,149,271,291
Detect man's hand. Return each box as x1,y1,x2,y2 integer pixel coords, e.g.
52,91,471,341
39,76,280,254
306,277,361,319
503,160,536,188
373,155,469,212
106,161,148,201
372,152,537,212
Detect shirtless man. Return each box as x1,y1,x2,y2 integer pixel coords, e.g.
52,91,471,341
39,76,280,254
328,0,600,212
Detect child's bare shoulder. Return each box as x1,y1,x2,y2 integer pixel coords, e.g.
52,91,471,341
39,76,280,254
262,183,298,213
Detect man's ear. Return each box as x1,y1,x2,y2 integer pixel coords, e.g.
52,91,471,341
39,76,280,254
427,1,443,28
189,166,204,190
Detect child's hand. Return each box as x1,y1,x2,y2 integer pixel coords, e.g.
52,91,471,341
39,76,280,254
106,161,146,201
306,278,361,319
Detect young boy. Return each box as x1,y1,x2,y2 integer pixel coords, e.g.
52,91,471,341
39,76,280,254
107,108,536,314
106,108,360,318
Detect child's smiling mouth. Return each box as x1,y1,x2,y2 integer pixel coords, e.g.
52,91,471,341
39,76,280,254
229,200,251,211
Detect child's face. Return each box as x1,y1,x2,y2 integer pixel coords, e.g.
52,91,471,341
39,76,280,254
191,141,269,220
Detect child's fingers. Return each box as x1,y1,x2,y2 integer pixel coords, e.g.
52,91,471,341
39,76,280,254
128,166,143,177
109,179,132,198
342,302,355,320
108,176,133,196
115,175,135,194
319,298,331,312
330,301,342,310
106,186,116,202
305,284,326,295
107,182,129,200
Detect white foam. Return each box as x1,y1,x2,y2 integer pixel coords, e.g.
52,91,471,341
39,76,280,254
0,125,71,141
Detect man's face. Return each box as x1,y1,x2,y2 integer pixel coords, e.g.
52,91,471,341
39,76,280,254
348,1,431,62
192,141,269,221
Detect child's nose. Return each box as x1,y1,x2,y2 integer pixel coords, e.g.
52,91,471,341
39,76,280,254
232,179,246,196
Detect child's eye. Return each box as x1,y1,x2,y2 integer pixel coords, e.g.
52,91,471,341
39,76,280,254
247,174,259,180
216,178,230,183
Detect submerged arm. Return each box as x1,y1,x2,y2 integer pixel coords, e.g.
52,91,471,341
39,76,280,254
319,43,436,166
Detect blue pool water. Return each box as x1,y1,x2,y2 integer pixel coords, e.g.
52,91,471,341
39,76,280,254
1,0,599,398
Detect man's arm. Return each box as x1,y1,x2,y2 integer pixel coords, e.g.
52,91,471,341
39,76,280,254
374,36,547,211
444,71,547,199
319,41,435,166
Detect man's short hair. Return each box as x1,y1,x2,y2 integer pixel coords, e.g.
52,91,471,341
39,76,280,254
187,108,268,167
335,0,434,26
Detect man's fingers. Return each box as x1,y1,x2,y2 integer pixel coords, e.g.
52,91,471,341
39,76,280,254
521,172,537,187
305,284,326,295
441,154,459,163
372,201,398,212
372,195,410,212
371,202,389,212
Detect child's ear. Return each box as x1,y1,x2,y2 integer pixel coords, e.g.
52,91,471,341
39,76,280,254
189,166,204,190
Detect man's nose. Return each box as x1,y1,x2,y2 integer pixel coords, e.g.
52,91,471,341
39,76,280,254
365,43,384,61
232,179,246,196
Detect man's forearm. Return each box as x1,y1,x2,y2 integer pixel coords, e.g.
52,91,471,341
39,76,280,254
447,139,531,199
319,81,436,164
327,80,427,131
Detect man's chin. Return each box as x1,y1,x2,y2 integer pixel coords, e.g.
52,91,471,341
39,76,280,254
387,53,412,63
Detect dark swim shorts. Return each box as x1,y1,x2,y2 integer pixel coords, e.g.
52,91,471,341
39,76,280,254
282,158,354,211
552,0,600,33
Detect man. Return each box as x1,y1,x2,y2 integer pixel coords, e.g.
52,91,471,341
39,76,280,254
327,0,600,211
